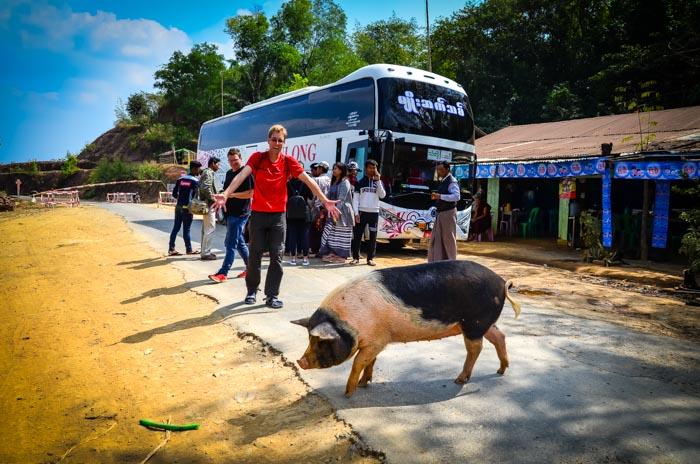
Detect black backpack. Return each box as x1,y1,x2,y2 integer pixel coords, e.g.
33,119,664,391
287,183,309,220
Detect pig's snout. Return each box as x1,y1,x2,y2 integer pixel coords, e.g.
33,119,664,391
297,357,310,369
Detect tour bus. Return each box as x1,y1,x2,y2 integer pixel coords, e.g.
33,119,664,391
197,64,476,244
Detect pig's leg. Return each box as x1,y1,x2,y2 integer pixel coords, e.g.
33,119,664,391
358,357,377,387
346,347,382,397
484,324,509,375
454,336,483,384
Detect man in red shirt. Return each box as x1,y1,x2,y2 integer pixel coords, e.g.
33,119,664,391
214,124,339,308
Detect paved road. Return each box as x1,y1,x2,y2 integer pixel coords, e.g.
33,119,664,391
101,203,700,463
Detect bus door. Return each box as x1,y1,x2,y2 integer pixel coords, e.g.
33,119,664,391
345,140,369,181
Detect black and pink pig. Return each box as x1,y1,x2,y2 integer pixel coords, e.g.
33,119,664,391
292,260,522,397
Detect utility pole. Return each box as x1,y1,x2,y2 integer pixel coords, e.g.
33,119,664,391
220,70,224,116
426,0,432,71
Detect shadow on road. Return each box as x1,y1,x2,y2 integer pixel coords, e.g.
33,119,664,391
119,301,274,344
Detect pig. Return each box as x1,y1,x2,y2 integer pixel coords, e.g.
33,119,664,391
292,260,521,397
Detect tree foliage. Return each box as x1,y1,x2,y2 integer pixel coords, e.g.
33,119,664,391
353,14,425,68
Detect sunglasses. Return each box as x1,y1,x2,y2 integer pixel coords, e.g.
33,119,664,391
269,137,285,143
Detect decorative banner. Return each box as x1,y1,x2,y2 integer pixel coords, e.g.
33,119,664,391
602,167,613,248
475,158,606,179
613,161,699,179
652,180,671,249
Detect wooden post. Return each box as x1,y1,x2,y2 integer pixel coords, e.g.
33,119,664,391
15,178,21,197
640,179,651,261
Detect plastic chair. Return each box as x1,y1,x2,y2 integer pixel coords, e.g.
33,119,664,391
521,207,541,238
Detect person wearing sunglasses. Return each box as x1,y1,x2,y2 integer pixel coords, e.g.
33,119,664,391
213,124,339,309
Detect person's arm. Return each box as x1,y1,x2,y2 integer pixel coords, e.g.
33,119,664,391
230,190,253,199
352,182,360,222
200,170,216,202
298,172,339,219
213,165,253,210
375,176,386,199
433,181,460,202
171,180,180,199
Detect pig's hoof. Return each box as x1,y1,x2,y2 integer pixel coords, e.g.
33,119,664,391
344,390,355,398
454,376,469,385
497,368,506,375
358,379,371,388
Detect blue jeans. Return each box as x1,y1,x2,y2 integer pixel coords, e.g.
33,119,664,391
217,214,250,276
169,205,193,252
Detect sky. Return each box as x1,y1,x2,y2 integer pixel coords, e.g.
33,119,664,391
0,0,467,163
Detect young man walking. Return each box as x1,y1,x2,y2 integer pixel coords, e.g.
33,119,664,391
168,161,201,256
428,161,460,262
213,125,339,309
199,156,221,260
351,159,386,266
208,149,253,283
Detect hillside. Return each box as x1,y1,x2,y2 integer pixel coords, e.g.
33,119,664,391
77,124,163,163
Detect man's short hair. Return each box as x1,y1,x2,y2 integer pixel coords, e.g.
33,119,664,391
437,161,451,170
268,124,287,140
227,148,241,158
364,159,378,168
189,160,202,170
318,161,330,173
208,156,220,167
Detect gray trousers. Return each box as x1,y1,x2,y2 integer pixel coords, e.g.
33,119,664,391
428,208,457,262
245,211,286,298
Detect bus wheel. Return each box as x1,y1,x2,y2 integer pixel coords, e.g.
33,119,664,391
388,239,408,252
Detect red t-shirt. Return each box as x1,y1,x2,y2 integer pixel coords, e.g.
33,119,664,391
247,151,305,213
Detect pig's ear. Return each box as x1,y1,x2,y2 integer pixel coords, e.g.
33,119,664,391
309,322,340,340
291,317,311,328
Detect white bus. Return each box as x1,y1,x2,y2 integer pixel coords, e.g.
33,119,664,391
197,64,476,244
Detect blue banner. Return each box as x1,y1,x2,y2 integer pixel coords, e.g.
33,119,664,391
474,158,607,179
652,180,671,249
613,161,699,179
602,167,613,248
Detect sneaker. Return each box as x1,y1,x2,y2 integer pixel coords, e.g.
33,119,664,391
302,258,309,266
244,291,257,304
168,250,181,256
350,259,360,265
237,270,247,278
200,253,217,261
265,296,283,309
367,259,376,266
289,257,297,265
208,273,227,283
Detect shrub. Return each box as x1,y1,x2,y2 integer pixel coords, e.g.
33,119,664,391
680,209,700,273
61,153,80,177
136,161,165,181
88,158,137,183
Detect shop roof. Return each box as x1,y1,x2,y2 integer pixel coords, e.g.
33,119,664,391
476,106,700,162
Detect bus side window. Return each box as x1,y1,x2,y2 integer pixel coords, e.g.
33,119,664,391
336,138,342,163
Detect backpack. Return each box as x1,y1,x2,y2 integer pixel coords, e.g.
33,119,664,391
287,183,309,220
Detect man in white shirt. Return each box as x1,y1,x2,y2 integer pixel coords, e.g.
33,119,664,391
351,159,386,266
428,161,460,262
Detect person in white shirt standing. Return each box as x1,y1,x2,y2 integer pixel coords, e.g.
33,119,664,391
351,159,386,266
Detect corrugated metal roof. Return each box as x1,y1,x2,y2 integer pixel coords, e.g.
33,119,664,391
475,106,700,162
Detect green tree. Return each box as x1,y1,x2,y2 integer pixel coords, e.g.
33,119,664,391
541,83,582,121
61,152,80,177
154,43,226,131
352,14,425,68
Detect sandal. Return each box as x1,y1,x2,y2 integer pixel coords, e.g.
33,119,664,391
186,249,200,255
168,250,181,256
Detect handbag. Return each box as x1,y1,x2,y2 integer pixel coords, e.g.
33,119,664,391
188,198,209,215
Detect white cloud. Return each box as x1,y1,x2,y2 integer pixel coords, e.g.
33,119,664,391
236,9,254,16
17,2,191,62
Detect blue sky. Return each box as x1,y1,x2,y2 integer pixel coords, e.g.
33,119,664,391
0,0,467,163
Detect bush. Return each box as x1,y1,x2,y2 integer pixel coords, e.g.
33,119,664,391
136,161,165,181
88,158,137,184
61,153,80,177
680,209,700,273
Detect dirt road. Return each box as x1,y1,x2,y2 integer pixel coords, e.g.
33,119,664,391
0,206,381,463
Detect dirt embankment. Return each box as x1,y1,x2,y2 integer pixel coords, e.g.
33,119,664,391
0,206,382,464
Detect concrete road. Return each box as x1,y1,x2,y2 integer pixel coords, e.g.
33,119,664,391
101,203,700,463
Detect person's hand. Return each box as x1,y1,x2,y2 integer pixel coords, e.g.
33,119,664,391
431,192,440,201
323,199,340,220
372,174,380,181
212,194,227,212
355,214,360,224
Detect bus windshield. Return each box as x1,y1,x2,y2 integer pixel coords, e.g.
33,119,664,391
377,78,474,145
